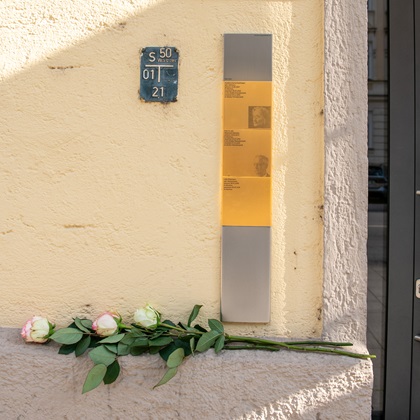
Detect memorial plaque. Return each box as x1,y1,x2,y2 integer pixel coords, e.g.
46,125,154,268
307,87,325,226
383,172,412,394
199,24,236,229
140,47,179,102
221,34,272,323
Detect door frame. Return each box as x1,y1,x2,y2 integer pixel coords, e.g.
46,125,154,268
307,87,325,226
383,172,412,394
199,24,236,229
385,0,416,417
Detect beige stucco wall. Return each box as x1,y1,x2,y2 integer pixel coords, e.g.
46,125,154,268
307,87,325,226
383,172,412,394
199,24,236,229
0,1,372,418
0,0,324,337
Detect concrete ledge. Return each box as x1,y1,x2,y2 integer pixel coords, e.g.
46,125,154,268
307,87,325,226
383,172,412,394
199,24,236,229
1,328,373,419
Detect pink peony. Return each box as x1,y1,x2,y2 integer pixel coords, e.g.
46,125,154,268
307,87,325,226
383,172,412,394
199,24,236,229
21,316,52,343
92,312,119,337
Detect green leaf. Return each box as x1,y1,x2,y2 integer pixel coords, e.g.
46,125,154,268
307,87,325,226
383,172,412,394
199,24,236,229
194,324,208,333
159,343,175,361
75,335,91,357
150,330,165,339
149,337,173,347
120,335,136,345
82,364,107,394
177,334,195,343
208,319,224,334
88,336,102,348
104,344,118,354
130,346,148,356
185,326,200,333
58,343,78,355
159,339,191,361
50,328,84,345
103,360,120,385
117,342,130,356
160,319,177,328
167,348,185,368
89,345,116,366
74,318,91,333
153,367,178,388
187,305,203,327
97,333,125,344
80,319,93,330
149,346,163,354
214,335,225,354
130,328,149,337
190,337,195,354
196,330,221,352
133,337,149,347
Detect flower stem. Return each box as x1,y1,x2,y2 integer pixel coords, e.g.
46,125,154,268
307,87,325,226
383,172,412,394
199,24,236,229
224,335,375,359
225,335,289,347
282,341,354,347
224,344,281,351
159,323,185,332
282,343,375,359
159,322,205,335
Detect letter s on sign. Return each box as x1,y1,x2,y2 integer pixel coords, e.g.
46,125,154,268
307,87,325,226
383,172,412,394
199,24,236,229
149,51,156,62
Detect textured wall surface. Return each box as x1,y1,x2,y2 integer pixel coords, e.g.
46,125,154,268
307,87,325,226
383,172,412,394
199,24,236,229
323,0,369,343
0,328,372,420
0,0,324,337
0,0,373,417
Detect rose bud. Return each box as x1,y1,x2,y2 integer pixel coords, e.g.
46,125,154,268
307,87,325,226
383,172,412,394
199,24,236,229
21,316,53,343
134,304,160,329
92,311,119,337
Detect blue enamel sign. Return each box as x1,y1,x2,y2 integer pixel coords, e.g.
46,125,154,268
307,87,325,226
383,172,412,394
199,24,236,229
140,47,179,102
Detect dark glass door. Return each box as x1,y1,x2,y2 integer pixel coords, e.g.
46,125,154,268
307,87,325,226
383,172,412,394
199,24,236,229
385,0,420,418
367,0,388,417
411,1,420,417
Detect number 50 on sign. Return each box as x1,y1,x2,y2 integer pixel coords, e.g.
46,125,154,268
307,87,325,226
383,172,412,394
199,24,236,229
140,47,179,103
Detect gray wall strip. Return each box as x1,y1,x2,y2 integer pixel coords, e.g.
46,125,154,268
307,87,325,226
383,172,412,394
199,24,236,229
221,226,271,323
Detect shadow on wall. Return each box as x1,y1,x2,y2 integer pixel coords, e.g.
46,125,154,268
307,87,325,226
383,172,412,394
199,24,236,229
0,0,324,341
321,1,369,343
238,366,371,419
281,0,324,337
1,0,234,324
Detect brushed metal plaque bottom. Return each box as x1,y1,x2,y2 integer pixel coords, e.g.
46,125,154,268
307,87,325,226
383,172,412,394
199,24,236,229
221,226,271,323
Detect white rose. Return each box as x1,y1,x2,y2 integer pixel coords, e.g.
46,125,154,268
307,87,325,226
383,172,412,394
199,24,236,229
92,312,119,337
134,305,160,329
21,316,52,343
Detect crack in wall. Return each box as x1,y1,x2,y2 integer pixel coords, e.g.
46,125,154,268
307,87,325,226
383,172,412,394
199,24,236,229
62,224,96,229
48,65,81,70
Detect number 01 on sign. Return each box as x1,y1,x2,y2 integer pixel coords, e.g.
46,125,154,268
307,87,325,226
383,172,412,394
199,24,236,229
140,47,179,103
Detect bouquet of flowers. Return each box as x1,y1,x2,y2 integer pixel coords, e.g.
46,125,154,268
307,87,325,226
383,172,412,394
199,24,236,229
21,304,375,393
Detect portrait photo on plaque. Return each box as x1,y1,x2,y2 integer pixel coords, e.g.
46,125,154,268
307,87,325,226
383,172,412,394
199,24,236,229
248,106,271,129
253,155,270,177
223,129,271,177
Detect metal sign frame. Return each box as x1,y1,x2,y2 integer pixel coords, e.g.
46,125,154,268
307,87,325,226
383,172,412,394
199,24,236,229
140,47,179,103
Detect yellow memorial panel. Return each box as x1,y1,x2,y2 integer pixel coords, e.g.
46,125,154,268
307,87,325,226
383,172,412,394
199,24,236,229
222,80,272,226
222,177,271,226
223,81,272,130
223,129,271,177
